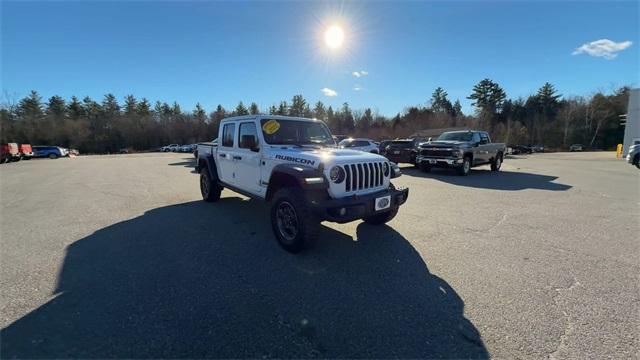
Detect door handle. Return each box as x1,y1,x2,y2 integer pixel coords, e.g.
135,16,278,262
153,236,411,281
219,153,226,157
233,155,242,160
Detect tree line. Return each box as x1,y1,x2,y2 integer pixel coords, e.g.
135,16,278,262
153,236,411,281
0,80,630,153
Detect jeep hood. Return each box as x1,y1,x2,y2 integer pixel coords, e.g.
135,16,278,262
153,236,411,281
268,146,387,168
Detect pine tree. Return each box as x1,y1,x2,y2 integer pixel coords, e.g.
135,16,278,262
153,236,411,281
277,101,288,115
340,102,355,132
289,95,307,117
67,96,84,120
452,100,463,117
269,105,278,115
468,79,507,114
123,95,138,116
430,87,453,113
357,108,373,132
249,102,260,115
313,101,326,121
136,98,152,117
235,101,248,115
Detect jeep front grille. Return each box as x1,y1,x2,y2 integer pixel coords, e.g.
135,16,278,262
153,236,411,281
343,162,386,192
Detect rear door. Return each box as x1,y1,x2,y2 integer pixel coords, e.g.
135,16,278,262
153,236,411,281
477,132,492,163
217,122,236,184
233,121,264,196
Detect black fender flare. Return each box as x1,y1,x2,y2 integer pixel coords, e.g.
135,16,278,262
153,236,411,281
266,164,328,201
197,154,219,181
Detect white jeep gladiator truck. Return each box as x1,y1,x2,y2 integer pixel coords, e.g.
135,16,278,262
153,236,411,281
196,115,409,253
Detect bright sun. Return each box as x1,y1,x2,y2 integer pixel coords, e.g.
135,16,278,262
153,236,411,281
324,25,344,49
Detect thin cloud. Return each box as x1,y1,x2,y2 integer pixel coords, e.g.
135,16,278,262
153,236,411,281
353,84,364,91
572,39,633,60
321,87,338,97
352,70,369,78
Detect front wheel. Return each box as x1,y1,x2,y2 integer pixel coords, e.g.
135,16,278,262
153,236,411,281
363,207,398,225
491,153,503,171
634,154,640,169
200,168,221,202
457,156,471,176
48,153,58,159
270,188,320,253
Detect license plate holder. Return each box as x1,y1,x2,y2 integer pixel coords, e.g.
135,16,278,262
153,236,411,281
428,159,436,164
375,195,391,211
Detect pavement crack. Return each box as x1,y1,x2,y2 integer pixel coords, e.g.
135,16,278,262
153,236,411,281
549,277,581,360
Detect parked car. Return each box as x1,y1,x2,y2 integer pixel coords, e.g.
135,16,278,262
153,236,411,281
569,144,583,152
179,144,197,152
530,144,545,152
626,144,640,169
378,140,392,153
161,144,180,152
338,138,380,153
33,146,68,159
119,148,130,154
333,134,348,143
69,149,80,156
383,139,418,164
1,143,20,163
18,144,34,160
509,144,533,154
416,130,506,176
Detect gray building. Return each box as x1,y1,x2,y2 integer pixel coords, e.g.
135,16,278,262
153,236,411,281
622,88,640,157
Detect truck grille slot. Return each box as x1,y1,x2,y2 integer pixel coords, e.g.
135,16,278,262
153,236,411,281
421,148,453,157
343,162,385,192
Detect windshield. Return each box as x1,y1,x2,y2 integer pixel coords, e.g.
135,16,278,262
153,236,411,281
437,132,473,142
260,119,334,146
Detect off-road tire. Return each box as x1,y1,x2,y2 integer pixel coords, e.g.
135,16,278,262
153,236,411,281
491,153,503,171
363,206,399,225
457,156,471,176
270,187,320,253
200,167,221,202
634,154,640,169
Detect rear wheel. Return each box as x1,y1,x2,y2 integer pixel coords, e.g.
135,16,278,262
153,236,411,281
200,168,221,202
271,187,319,253
48,153,58,159
457,156,471,176
491,153,503,171
634,154,639,169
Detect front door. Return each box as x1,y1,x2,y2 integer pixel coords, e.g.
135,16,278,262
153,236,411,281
233,121,264,196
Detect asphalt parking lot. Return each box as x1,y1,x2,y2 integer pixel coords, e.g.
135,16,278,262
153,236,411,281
1,152,638,358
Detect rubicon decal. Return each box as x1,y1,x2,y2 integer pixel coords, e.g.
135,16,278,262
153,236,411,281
275,154,316,166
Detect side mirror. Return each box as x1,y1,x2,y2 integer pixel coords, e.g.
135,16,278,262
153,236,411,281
241,135,259,152
428,137,432,142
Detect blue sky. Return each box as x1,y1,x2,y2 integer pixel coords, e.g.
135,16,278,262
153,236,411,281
2,1,638,116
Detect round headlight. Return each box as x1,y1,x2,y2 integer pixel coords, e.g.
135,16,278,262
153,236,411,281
329,165,345,183
383,162,390,176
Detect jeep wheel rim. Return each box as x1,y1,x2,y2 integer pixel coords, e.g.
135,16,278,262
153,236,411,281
276,201,298,243
496,156,501,169
464,159,470,173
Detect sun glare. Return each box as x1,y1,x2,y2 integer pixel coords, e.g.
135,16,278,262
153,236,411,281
324,25,344,49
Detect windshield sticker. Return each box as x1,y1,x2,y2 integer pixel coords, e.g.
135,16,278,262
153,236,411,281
262,120,280,135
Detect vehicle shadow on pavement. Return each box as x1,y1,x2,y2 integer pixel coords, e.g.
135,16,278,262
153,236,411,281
169,158,196,167
402,167,572,191
0,198,488,359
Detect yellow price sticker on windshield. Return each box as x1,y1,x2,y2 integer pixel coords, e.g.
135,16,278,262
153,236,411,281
262,119,280,135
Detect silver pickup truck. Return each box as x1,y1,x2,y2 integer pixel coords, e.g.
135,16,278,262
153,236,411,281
416,130,506,175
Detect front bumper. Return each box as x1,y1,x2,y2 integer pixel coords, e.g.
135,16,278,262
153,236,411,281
416,156,463,167
312,186,409,223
